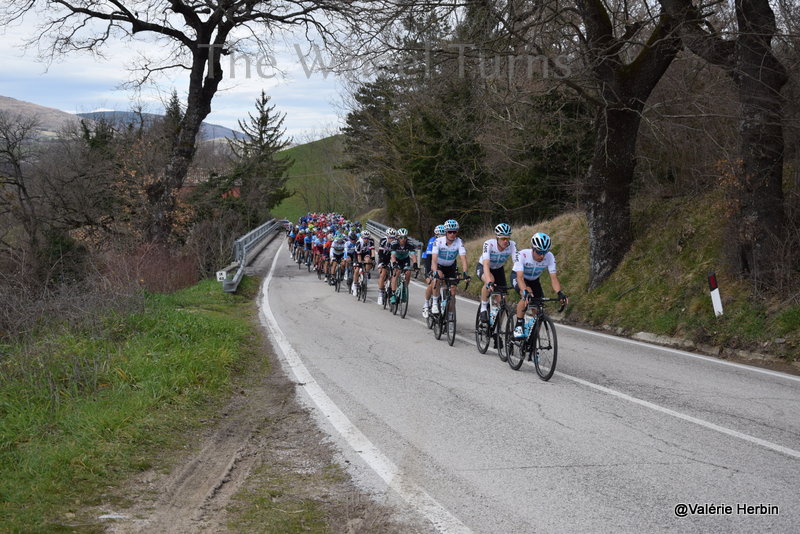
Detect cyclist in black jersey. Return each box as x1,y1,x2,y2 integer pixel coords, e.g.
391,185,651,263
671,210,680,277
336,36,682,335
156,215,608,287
376,228,396,306
389,228,418,304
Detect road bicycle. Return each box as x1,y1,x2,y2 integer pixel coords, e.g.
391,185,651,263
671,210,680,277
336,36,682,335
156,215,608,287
389,265,419,318
432,274,470,346
474,284,512,361
504,296,564,380
353,263,369,302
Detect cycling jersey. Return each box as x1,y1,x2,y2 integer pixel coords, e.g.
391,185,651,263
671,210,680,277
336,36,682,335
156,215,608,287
304,235,313,250
512,249,557,280
479,238,517,269
431,236,466,267
421,236,437,259
330,239,347,259
345,240,358,257
377,237,395,265
390,240,416,262
322,239,332,258
355,237,375,258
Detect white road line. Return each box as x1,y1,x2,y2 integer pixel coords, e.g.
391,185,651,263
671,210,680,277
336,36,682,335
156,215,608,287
408,280,800,383
260,242,472,534
432,327,800,461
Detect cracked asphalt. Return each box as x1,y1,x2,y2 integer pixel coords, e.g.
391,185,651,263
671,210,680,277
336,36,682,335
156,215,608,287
258,240,800,533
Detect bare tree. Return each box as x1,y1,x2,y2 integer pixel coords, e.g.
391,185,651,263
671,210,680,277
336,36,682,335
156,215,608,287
1,0,379,244
658,0,789,284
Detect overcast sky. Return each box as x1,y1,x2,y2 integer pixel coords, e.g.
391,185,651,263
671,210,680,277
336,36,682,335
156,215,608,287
0,11,349,142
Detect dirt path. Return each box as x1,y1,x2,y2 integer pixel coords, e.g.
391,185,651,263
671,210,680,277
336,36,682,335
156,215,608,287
93,237,429,533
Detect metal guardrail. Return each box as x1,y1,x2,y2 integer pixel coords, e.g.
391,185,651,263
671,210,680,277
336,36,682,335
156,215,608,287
217,218,289,292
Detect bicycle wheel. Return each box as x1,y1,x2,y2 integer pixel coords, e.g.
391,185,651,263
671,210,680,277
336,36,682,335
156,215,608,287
506,314,525,370
335,269,342,292
317,263,323,280
433,306,444,339
400,282,409,318
391,287,399,315
446,294,457,346
426,309,434,329
495,305,509,362
533,316,558,381
475,306,490,354
307,258,312,272
360,278,368,302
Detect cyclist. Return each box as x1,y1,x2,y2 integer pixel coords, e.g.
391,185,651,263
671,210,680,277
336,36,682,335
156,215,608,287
352,230,375,295
511,232,568,338
421,224,445,318
389,228,419,304
322,232,334,282
429,219,469,315
293,228,306,261
376,228,397,305
477,223,517,323
303,229,314,266
329,233,348,285
287,225,297,257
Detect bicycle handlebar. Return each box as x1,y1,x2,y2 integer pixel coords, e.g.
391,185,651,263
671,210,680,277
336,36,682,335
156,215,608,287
524,294,567,313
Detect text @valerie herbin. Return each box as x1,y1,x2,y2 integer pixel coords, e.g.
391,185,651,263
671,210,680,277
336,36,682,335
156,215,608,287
674,503,779,517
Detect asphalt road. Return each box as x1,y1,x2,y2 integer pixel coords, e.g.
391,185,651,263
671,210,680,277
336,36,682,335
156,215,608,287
254,237,800,534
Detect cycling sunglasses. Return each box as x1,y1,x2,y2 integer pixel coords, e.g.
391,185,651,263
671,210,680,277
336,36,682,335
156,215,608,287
446,230,458,234
533,248,546,255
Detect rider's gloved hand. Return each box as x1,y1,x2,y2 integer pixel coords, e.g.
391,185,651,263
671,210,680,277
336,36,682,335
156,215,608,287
462,271,470,280
558,290,568,303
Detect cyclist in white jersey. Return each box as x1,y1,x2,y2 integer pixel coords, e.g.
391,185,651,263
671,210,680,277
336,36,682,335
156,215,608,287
421,225,445,318
428,219,469,315
511,232,568,338
477,223,517,323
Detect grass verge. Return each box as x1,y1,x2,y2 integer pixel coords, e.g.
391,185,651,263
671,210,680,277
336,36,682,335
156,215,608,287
0,277,262,532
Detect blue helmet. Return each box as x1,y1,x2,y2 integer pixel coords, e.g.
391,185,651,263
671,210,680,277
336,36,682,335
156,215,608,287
531,232,551,253
494,223,512,237
443,219,459,232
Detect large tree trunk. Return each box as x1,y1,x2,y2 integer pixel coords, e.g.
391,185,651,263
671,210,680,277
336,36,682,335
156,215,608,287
733,0,788,281
575,3,680,287
659,0,788,284
583,105,641,287
146,41,226,244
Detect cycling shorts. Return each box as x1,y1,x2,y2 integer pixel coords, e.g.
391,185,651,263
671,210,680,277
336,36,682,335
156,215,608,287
511,273,544,298
436,263,458,280
476,264,506,286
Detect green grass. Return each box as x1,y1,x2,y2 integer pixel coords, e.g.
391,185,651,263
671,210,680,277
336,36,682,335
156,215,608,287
271,135,356,223
0,277,262,532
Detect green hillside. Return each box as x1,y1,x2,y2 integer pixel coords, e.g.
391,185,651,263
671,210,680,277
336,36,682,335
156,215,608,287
271,135,358,223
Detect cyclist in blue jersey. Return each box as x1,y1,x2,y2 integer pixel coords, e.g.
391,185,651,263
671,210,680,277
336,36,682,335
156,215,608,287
422,225,445,318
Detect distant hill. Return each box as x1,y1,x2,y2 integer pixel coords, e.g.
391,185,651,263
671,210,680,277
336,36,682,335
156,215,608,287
270,135,356,222
0,96,244,141
0,95,87,138
76,111,243,141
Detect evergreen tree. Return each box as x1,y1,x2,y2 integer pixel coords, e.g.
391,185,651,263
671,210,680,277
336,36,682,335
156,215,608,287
227,91,293,227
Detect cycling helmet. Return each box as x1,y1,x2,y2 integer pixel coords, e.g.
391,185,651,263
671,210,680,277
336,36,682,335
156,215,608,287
531,232,551,253
386,227,397,237
443,219,459,232
397,228,409,238
361,230,370,238
494,223,512,237
434,225,445,236
349,232,358,240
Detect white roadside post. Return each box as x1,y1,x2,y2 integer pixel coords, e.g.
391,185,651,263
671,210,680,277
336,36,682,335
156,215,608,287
709,272,724,317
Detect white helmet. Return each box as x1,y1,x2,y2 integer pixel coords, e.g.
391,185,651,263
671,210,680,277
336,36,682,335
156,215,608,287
386,227,397,237
397,228,409,238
